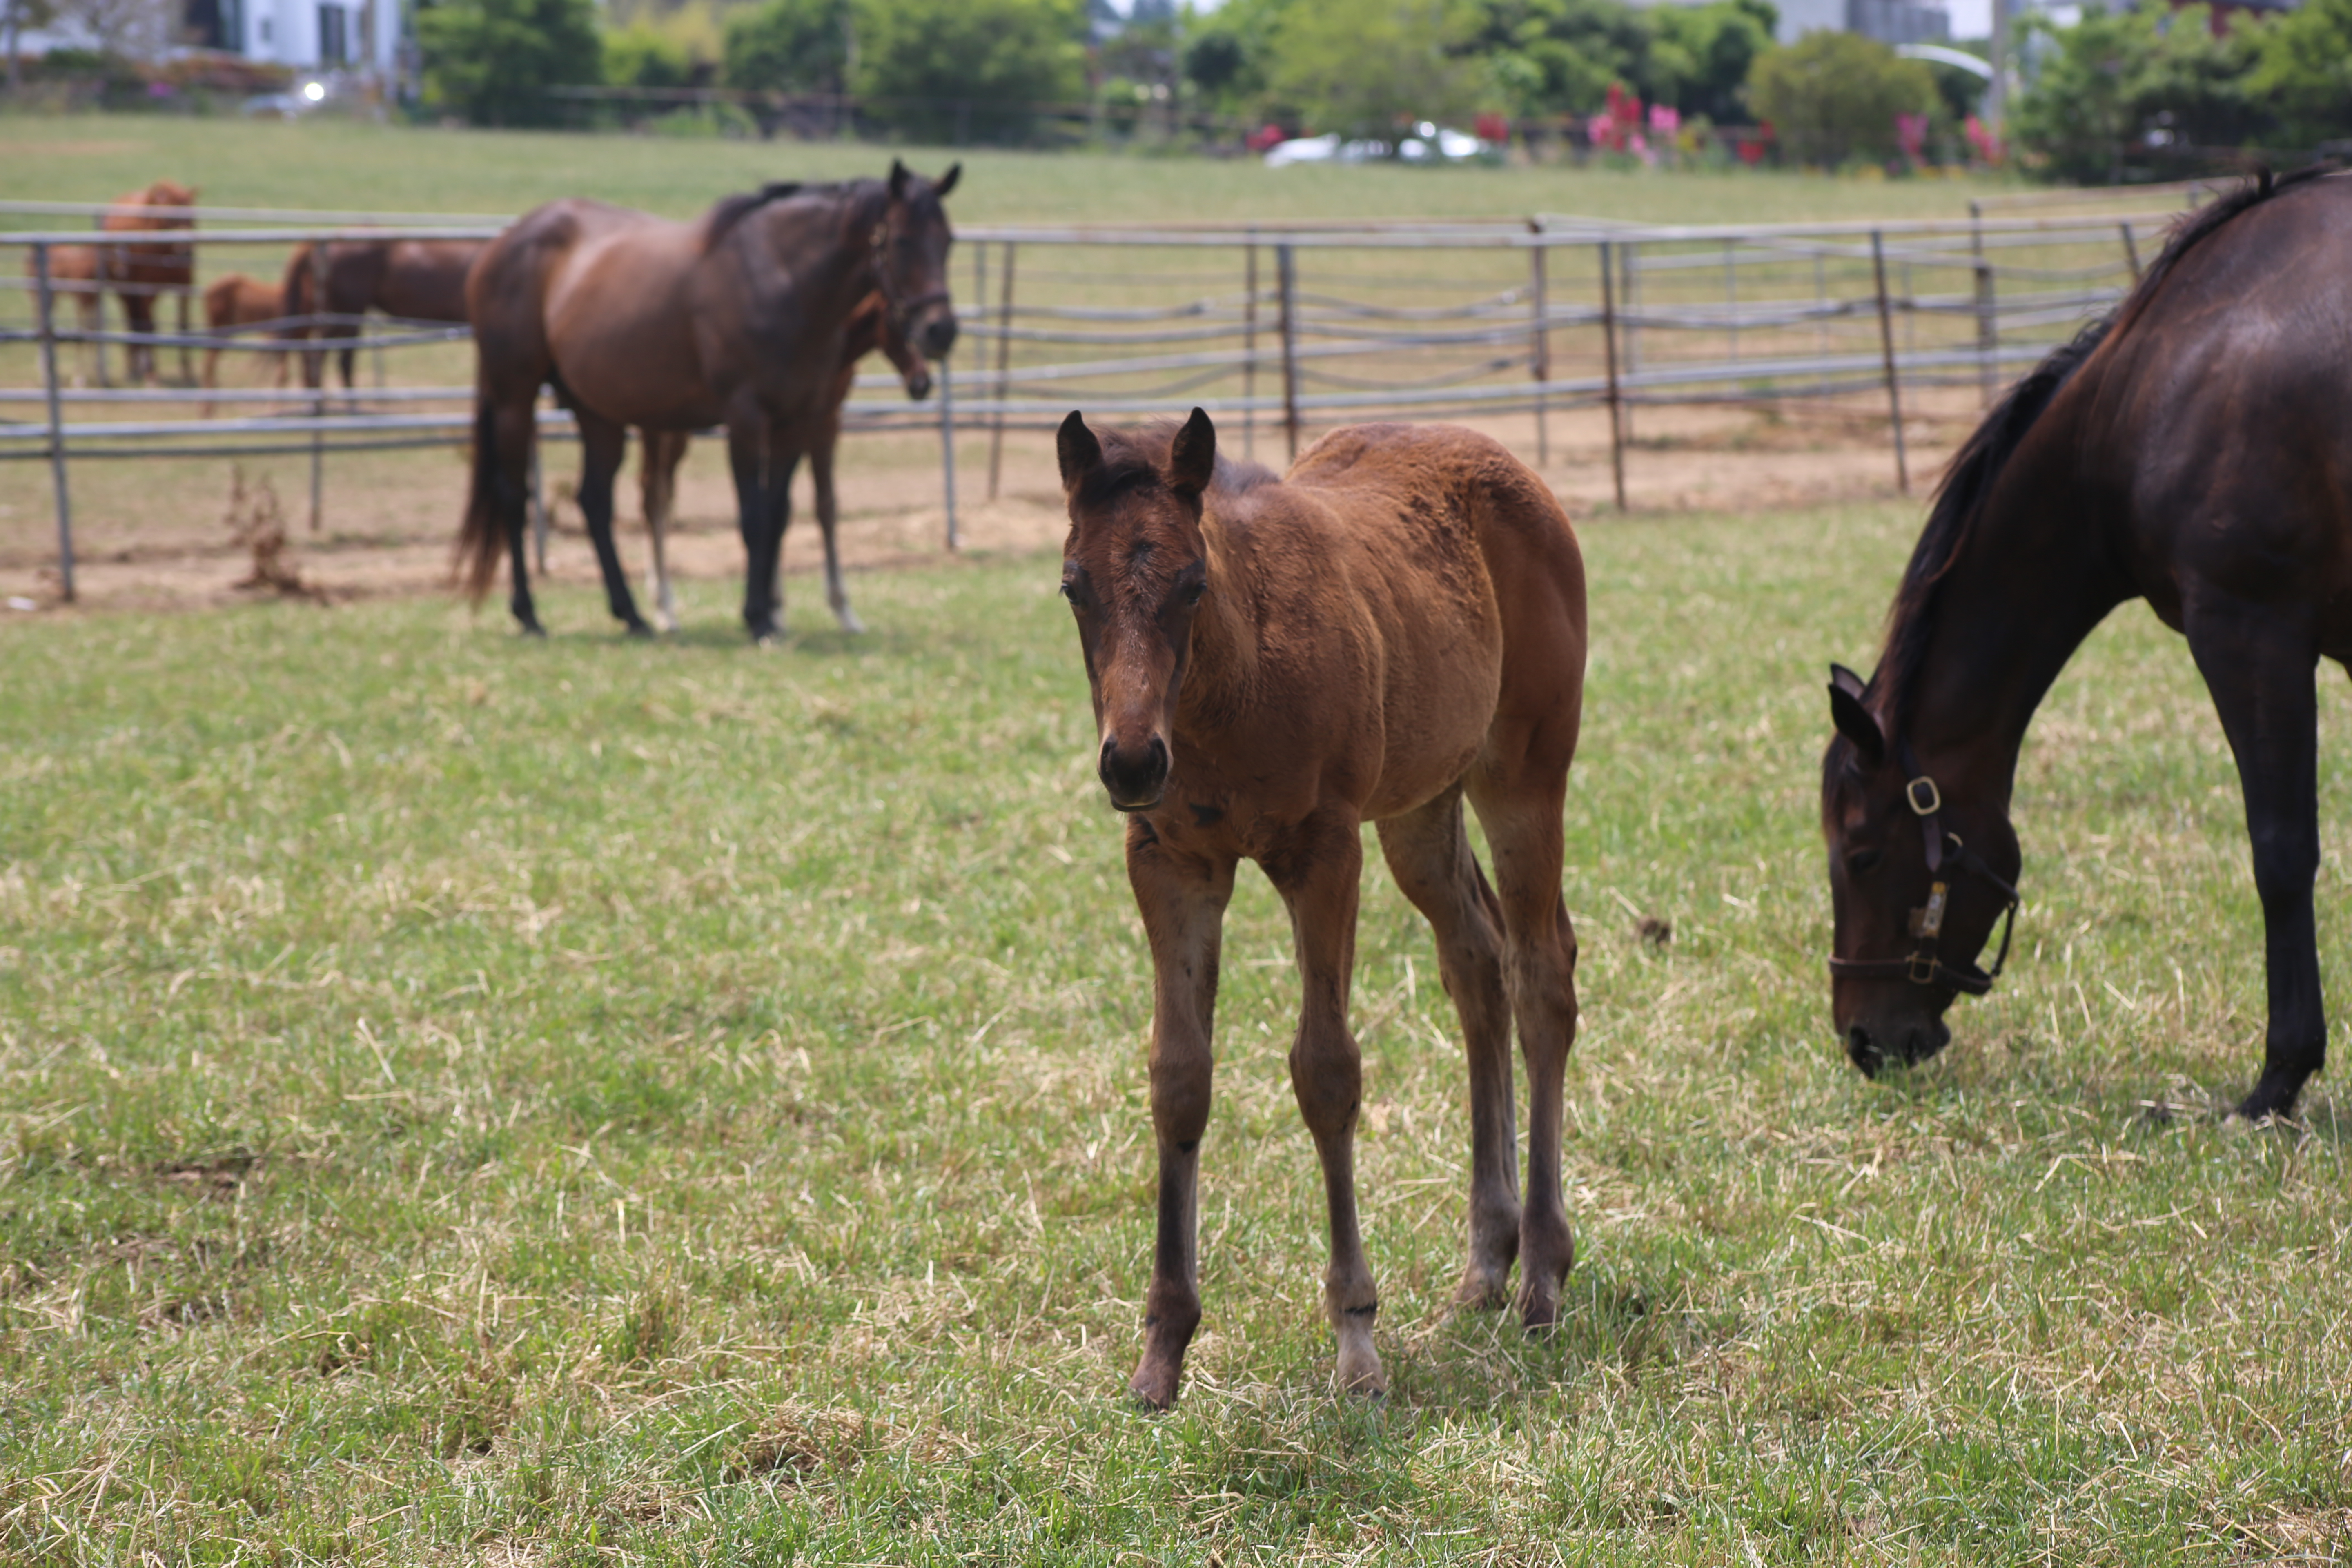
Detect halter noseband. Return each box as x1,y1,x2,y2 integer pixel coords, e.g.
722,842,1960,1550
1826,740,2022,998
867,212,951,341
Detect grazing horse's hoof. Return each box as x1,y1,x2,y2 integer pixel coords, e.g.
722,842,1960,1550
2237,1072,2307,1122
833,606,866,635
624,620,655,639
518,622,547,639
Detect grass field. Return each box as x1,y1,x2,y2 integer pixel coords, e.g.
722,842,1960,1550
5,496,2352,1564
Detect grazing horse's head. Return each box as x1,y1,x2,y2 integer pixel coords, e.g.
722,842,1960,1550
879,159,960,363
1056,408,1221,813
1821,666,2022,1078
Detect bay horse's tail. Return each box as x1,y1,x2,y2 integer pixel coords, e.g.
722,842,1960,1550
455,395,506,604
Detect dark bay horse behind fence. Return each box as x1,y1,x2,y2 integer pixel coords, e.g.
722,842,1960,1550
281,238,482,394
1057,409,1588,1405
635,285,935,634
1821,166,2352,1120
458,162,959,641
97,180,197,386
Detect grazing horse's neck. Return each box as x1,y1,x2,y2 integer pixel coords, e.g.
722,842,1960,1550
1895,411,2135,808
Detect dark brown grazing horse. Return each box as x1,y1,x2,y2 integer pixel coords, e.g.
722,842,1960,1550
635,285,933,633
281,238,483,393
1057,409,1588,1405
97,180,197,386
200,274,290,413
458,163,958,641
1821,167,2352,1120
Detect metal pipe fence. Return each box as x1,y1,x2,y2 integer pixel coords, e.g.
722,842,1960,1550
1,192,2212,603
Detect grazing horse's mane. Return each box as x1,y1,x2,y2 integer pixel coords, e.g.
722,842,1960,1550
1872,164,2340,735
1080,419,1281,510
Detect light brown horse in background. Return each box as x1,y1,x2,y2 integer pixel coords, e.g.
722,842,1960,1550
20,244,105,388
98,180,197,386
1056,408,1588,1406
459,163,958,640
282,238,482,394
634,286,934,633
200,274,291,414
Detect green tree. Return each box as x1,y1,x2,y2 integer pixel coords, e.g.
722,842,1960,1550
1746,30,1935,167
1474,0,1658,118
415,0,601,127
2009,4,2266,183
2250,0,2352,148
605,20,695,90
722,0,852,94
1264,0,1481,143
1178,0,1295,118
850,0,1087,141
1648,0,1774,122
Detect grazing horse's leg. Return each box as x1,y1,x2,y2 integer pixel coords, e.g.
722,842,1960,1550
2187,603,2325,1118
1125,822,1236,1409
1267,811,1385,1395
728,420,781,643
1464,763,1580,1330
810,414,864,634
640,430,686,633
574,411,650,635
1375,788,1522,1309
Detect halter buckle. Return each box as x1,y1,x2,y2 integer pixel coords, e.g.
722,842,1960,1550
1908,951,1939,986
1905,776,1942,816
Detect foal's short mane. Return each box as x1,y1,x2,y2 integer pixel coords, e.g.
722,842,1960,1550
1872,164,2339,735
1082,420,1280,510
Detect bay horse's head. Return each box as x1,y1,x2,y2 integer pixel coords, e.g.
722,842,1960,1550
1056,408,1219,813
1821,665,2022,1078
880,159,960,363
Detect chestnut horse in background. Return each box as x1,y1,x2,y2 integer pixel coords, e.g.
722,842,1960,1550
1056,409,1588,1406
634,285,933,634
21,244,105,388
200,274,291,413
1822,167,2352,1120
459,162,959,640
98,180,197,386
281,238,483,395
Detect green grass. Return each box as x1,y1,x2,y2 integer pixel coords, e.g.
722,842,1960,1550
0,111,2021,227
5,501,2352,1564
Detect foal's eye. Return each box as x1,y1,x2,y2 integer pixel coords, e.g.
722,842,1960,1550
1847,848,1884,875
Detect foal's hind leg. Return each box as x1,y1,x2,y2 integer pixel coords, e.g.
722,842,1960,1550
1465,760,1580,1331
1377,788,1521,1310
1125,823,1236,1408
641,430,687,633
1267,811,1385,1395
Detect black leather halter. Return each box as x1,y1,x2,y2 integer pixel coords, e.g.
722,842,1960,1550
867,212,951,342
1827,741,2022,997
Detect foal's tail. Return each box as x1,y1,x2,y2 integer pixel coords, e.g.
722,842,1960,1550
455,397,507,604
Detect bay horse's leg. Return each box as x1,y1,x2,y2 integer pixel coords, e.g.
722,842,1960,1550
575,411,650,635
489,396,544,637
1124,820,1235,1409
811,414,864,633
1375,788,1521,1310
2187,604,2325,1118
1266,811,1384,1396
726,421,780,643
640,430,686,633
1463,761,1580,1331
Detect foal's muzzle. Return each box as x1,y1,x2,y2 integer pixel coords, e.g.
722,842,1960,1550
1099,735,1169,813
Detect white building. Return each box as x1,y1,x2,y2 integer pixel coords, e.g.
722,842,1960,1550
189,0,401,73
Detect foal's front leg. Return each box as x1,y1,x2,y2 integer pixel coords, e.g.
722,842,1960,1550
1268,812,1384,1396
1126,821,1235,1408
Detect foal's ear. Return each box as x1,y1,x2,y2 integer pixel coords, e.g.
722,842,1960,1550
1827,673,1886,768
935,163,961,199
1057,410,1103,489
889,159,910,199
1168,407,1216,499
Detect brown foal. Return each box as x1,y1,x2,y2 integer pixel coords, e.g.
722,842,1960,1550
1057,408,1588,1406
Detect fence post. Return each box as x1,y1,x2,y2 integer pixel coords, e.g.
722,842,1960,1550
33,242,78,604
987,240,1016,503
1871,229,1909,498
1971,199,1996,407
1724,238,1738,363
307,241,327,532
2118,221,2142,283
1241,231,1258,462
939,352,959,550
1276,242,1300,463
1598,239,1626,512
1528,221,1549,469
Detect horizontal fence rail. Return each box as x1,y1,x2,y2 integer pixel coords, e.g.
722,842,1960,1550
0,189,2214,601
